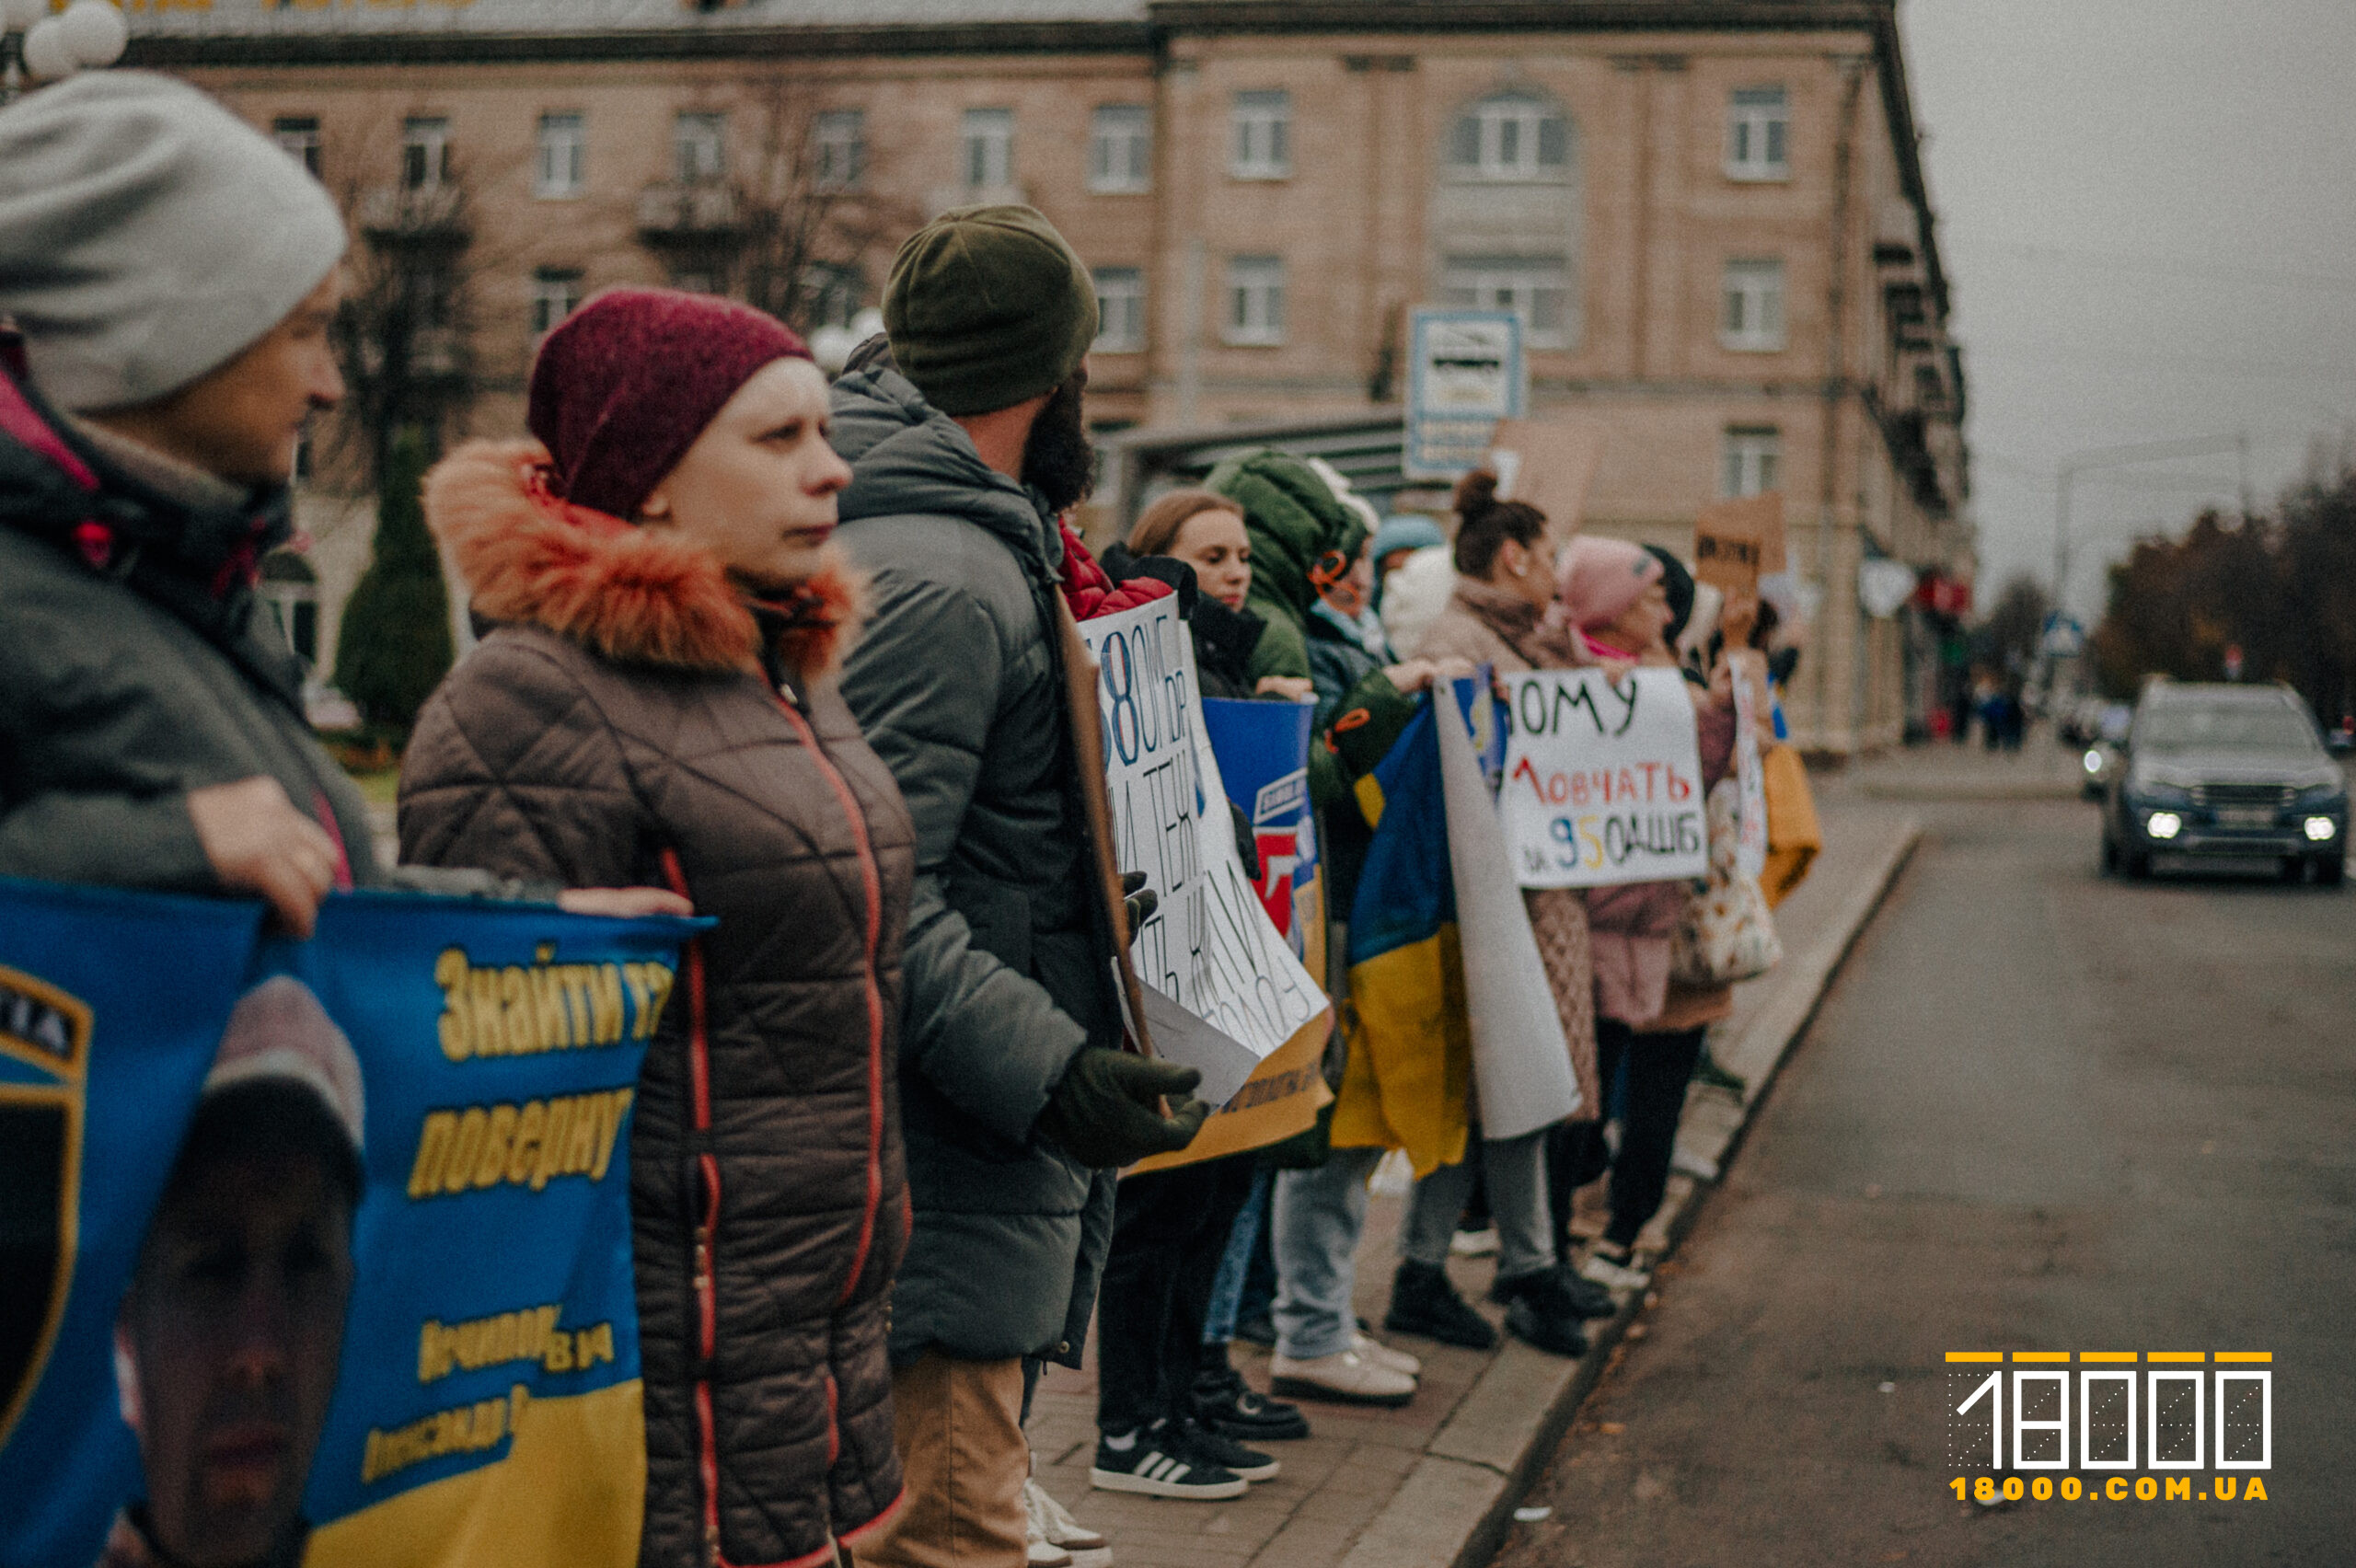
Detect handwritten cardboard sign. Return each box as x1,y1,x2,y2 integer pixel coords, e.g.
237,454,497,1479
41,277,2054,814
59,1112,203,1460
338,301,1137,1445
1693,491,1784,599
1499,669,1709,888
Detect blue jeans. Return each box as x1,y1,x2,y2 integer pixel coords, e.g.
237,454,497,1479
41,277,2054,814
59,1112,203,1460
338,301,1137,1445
1202,1167,1270,1343
1270,1146,1386,1361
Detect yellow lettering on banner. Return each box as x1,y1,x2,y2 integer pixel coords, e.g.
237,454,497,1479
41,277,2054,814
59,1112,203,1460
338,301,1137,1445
2165,1478,2189,1501
360,1387,523,1486
2242,1478,2268,1502
425,949,674,1061
403,1090,637,1202
419,1305,569,1384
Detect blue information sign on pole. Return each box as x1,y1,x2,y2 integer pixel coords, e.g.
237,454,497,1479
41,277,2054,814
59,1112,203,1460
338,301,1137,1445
1404,308,1525,481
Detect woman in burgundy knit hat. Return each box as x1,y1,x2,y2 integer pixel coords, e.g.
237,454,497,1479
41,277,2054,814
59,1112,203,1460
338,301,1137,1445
398,289,921,1567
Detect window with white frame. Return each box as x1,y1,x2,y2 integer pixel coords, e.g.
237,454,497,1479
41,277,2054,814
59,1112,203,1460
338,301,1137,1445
1445,92,1569,181
814,110,866,191
675,112,727,185
1722,427,1782,498
536,112,585,199
1225,255,1285,345
962,108,1014,190
1720,259,1786,351
1089,104,1151,193
1091,267,1146,352
272,117,321,177
1230,90,1291,179
530,269,583,341
401,117,450,191
1440,255,1572,348
1726,86,1790,180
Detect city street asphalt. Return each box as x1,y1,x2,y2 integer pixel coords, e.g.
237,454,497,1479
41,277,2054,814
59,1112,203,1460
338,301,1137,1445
1491,788,2354,1567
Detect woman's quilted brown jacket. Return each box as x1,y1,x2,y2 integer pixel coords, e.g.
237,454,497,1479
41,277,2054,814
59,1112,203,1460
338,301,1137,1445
398,442,914,1568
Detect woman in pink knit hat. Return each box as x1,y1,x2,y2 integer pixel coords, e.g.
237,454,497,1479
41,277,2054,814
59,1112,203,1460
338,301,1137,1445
1552,537,1738,1295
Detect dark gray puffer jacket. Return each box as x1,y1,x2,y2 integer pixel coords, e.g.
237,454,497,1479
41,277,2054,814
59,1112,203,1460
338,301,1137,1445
828,364,1119,1370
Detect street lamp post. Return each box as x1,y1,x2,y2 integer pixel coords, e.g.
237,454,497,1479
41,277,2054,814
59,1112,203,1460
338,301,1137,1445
2,0,128,106
2049,432,2249,617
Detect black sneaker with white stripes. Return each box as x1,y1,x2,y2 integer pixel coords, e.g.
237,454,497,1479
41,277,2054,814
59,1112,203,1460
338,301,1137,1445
1090,1423,1248,1500
1172,1416,1280,1482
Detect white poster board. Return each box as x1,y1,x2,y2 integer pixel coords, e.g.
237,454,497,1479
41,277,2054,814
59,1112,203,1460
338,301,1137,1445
1500,669,1709,888
1437,680,1584,1138
1077,597,1330,1103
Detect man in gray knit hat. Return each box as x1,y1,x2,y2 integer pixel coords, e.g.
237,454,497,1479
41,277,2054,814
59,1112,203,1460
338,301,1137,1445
0,73,681,928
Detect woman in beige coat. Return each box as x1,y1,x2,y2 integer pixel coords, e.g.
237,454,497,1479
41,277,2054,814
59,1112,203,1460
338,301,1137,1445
1380,471,1616,1361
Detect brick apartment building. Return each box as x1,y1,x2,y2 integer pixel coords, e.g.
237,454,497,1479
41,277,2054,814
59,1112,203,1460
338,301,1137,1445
122,0,1972,752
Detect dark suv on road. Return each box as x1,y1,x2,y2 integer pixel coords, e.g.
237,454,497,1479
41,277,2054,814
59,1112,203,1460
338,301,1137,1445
2102,682,2348,884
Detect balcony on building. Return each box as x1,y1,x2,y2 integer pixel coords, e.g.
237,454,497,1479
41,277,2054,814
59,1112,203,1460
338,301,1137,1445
358,184,470,245
637,182,745,245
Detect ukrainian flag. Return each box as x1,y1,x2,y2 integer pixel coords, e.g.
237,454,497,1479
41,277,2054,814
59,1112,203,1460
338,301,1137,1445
1327,698,1472,1178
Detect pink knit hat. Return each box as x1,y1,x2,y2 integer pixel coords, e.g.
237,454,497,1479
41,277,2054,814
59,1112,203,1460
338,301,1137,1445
527,287,811,519
1556,536,1664,631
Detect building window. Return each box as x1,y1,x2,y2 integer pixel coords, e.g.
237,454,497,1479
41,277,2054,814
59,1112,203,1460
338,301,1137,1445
814,109,866,191
675,112,728,185
962,108,1014,190
1727,86,1790,180
1720,259,1786,352
536,112,585,199
1440,255,1572,348
1446,92,1568,181
272,116,321,177
259,554,319,666
1722,427,1782,498
530,269,583,341
1224,255,1285,345
1089,104,1151,193
1230,90,1291,180
803,262,865,330
1092,267,1146,352
402,117,450,191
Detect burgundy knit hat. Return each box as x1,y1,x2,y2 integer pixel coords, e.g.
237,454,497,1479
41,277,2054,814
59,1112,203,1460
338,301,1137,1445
526,288,812,519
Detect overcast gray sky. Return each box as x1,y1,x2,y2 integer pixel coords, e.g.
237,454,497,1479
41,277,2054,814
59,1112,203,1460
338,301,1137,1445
1901,0,2356,620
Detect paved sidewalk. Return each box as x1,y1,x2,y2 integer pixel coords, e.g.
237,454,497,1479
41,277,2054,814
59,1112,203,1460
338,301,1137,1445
1024,791,1923,1568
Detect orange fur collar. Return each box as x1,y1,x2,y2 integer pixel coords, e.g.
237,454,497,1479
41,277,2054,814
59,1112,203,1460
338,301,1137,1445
422,439,860,678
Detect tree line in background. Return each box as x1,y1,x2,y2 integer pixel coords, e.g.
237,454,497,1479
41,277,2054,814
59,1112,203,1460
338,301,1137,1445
2090,465,2356,726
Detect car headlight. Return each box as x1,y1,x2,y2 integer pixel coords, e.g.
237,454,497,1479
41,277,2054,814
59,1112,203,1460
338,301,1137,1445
2146,811,2184,840
2130,778,2191,805
2083,750,2105,774
2295,781,2348,806
2306,816,2339,842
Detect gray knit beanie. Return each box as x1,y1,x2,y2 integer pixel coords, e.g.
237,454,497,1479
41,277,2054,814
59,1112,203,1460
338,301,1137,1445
0,71,347,411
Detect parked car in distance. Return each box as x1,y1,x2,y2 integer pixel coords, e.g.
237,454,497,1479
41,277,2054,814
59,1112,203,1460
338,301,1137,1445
2102,682,2348,885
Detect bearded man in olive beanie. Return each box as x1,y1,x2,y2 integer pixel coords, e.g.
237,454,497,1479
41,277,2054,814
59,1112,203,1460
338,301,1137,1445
831,207,1207,1566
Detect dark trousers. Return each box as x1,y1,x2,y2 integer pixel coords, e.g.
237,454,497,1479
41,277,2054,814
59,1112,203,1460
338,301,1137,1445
1096,1153,1261,1435
1547,1020,1708,1255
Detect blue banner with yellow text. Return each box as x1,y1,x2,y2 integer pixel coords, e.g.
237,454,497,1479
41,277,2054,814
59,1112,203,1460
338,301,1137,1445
0,878,697,1568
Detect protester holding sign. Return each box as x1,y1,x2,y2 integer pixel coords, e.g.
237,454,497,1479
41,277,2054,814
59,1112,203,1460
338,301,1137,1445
398,291,921,1568
828,208,1207,1566
1386,473,1615,1358
1547,544,1739,1294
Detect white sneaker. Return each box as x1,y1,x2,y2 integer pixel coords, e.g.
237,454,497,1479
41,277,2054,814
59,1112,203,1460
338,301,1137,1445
1576,1247,1651,1292
1669,1144,1719,1182
1449,1227,1500,1258
1350,1331,1421,1378
1268,1348,1416,1407
1024,1477,1107,1553
1028,1538,1074,1568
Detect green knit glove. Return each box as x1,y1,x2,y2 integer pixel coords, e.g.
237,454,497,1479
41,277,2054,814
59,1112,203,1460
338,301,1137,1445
1036,1049,1209,1169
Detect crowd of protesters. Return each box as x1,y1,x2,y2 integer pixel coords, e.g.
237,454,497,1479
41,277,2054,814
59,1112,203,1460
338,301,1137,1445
0,72,1823,1568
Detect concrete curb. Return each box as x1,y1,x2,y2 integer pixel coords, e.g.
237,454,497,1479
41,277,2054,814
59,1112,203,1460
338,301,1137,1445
1333,818,1925,1568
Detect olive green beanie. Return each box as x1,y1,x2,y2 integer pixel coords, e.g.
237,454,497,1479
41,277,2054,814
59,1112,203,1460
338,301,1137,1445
883,204,1099,416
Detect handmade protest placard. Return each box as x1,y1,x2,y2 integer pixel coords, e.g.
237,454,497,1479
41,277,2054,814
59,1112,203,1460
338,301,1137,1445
1500,669,1709,888
1074,599,1331,1122
1730,651,1769,881
1693,491,1782,601
0,877,699,1568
